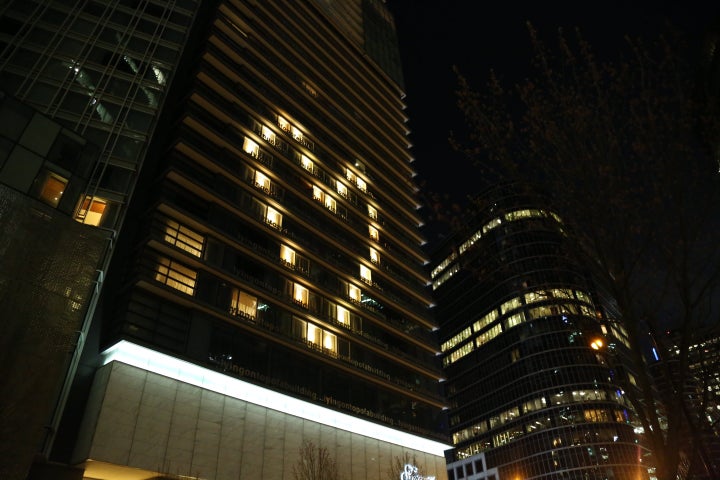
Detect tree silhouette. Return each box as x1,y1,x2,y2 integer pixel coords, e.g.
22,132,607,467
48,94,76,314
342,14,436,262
292,440,341,480
451,20,720,480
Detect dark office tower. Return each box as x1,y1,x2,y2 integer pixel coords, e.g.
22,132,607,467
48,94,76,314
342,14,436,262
431,184,646,480
0,2,204,479
58,1,450,479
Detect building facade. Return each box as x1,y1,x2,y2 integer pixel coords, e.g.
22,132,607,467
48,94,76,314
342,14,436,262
430,184,646,480
39,0,450,479
0,1,205,478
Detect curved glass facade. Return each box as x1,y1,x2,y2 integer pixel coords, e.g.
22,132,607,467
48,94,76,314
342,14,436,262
431,184,647,480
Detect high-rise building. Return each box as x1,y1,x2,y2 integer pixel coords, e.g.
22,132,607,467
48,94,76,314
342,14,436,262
0,1,206,478
430,184,646,480
2,0,451,479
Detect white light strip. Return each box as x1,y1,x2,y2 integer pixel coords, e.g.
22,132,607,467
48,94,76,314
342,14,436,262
101,341,451,456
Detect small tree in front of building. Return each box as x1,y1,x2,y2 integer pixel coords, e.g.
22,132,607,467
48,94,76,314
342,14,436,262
292,440,341,480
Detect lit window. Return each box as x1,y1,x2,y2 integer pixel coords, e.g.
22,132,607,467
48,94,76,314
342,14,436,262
324,194,336,213
36,171,68,208
369,225,379,241
291,125,303,142
261,126,276,145
74,195,108,226
348,284,361,303
313,186,336,212
356,176,367,192
164,219,203,257
504,311,525,329
337,305,350,325
301,154,314,173
367,205,377,219
230,288,257,319
255,171,271,193
278,116,291,132
265,206,282,228
336,180,347,197
312,185,323,201
500,297,522,315
360,264,372,283
345,168,356,183
243,137,259,157
369,248,379,264
297,318,337,354
293,283,309,307
155,257,197,295
280,244,295,267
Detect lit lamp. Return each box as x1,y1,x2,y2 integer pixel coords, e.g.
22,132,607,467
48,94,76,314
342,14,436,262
590,338,604,350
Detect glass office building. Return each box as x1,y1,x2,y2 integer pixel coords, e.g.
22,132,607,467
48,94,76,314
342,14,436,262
0,2,203,479
431,184,646,480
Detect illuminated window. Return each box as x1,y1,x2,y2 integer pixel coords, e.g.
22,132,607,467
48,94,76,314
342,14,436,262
476,324,502,347
369,225,379,241
369,248,379,264
500,296,522,315
473,309,498,332
255,171,271,193
243,137,259,157
367,205,377,219
345,168,356,183
280,244,295,267
265,206,282,229
261,126,276,145
324,194,336,212
36,171,68,207
293,283,309,307
504,311,525,329
301,154,314,173
230,288,257,319
164,219,203,257
155,257,196,295
312,186,336,212
74,195,108,226
336,305,350,325
360,264,372,283
336,180,347,197
356,176,367,192
296,318,337,354
291,125,303,142
348,284,361,303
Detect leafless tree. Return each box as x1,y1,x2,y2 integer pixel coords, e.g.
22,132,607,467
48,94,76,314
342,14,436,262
292,440,341,480
451,20,720,480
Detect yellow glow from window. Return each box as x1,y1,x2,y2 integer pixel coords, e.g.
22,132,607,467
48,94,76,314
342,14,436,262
337,305,349,325
294,283,308,306
231,289,257,319
280,244,295,265
336,180,347,197
163,219,203,257
266,206,282,228
39,172,67,207
360,264,372,283
243,137,259,157
313,185,323,201
345,168,356,182
356,177,367,192
278,116,290,132
301,155,313,171
324,194,336,212
348,284,361,302
261,126,275,144
155,257,197,295
367,205,377,219
323,330,337,351
255,171,270,191
75,195,108,226
369,225,379,241
369,248,379,264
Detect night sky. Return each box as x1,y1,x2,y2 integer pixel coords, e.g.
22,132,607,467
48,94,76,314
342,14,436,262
386,1,717,209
